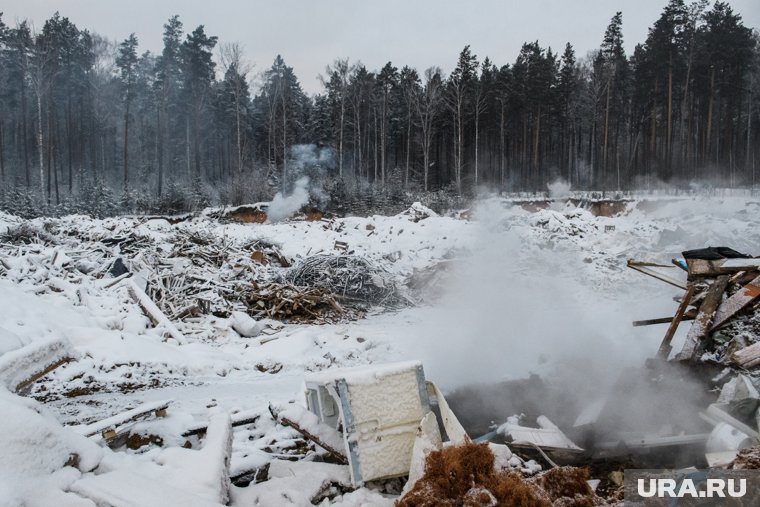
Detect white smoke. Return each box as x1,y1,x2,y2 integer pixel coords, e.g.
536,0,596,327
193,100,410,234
547,177,572,199
289,144,335,172
267,177,310,223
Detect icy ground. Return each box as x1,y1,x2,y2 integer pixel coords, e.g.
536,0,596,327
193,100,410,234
1,195,759,505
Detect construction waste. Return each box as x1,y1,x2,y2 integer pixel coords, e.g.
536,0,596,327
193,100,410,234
5,196,760,505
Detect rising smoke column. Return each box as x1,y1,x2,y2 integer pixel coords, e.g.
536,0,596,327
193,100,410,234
267,177,310,223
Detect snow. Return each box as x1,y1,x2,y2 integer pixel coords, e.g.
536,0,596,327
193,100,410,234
230,311,262,338
0,387,103,507
2,194,760,504
271,401,346,455
232,459,354,505
70,399,173,437
0,336,77,391
305,359,422,385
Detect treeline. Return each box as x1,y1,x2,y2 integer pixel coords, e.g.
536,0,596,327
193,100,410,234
0,0,758,216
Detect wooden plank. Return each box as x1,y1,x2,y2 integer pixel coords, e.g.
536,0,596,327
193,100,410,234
627,260,688,290
657,285,696,359
126,279,187,345
731,341,760,369
269,403,347,464
182,410,261,437
633,311,696,327
15,356,75,392
710,274,760,330
675,275,730,362
72,399,172,438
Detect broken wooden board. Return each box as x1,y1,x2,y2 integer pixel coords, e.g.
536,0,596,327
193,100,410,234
183,409,261,437
633,312,696,327
731,341,760,369
269,402,348,464
125,278,187,345
71,399,171,440
627,260,688,290
0,336,78,393
657,285,696,359
675,275,729,362
710,274,760,330
201,412,234,505
686,258,727,278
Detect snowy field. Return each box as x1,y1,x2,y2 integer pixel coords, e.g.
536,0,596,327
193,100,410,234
1,194,759,505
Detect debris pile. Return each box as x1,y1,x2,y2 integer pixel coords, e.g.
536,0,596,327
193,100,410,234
243,281,348,323
287,254,402,307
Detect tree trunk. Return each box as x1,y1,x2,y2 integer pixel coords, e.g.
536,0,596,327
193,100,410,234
705,66,715,163
603,73,612,185
499,102,505,187
405,110,411,188
381,93,387,186
474,108,480,187
123,99,130,193
37,92,45,198
338,98,345,177
157,106,163,197
21,81,30,187
281,90,288,183
667,53,673,169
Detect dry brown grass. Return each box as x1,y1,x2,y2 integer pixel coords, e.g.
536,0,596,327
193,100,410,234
397,442,604,507
730,445,760,469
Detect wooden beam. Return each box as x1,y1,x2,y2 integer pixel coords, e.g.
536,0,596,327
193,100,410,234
658,285,696,359
15,356,75,392
627,260,688,290
675,276,729,362
269,403,347,464
72,399,172,439
633,310,696,327
710,274,760,330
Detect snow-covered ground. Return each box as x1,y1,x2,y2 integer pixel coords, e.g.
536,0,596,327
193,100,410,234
1,195,759,505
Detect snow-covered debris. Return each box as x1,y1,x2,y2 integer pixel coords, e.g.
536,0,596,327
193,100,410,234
0,336,77,392
270,402,347,461
2,195,760,504
398,202,438,222
230,311,262,338
233,459,353,506
71,399,173,438
0,388,103,506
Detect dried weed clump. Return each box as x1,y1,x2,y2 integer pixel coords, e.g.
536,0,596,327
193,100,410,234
397,442,604,507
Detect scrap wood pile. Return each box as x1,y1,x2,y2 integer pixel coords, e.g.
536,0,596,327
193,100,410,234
628,246,760,366
628,246,760,469
241,281,352,323
0,218,407,331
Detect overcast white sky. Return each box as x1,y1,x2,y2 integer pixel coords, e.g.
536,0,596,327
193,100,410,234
3,0,758,94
